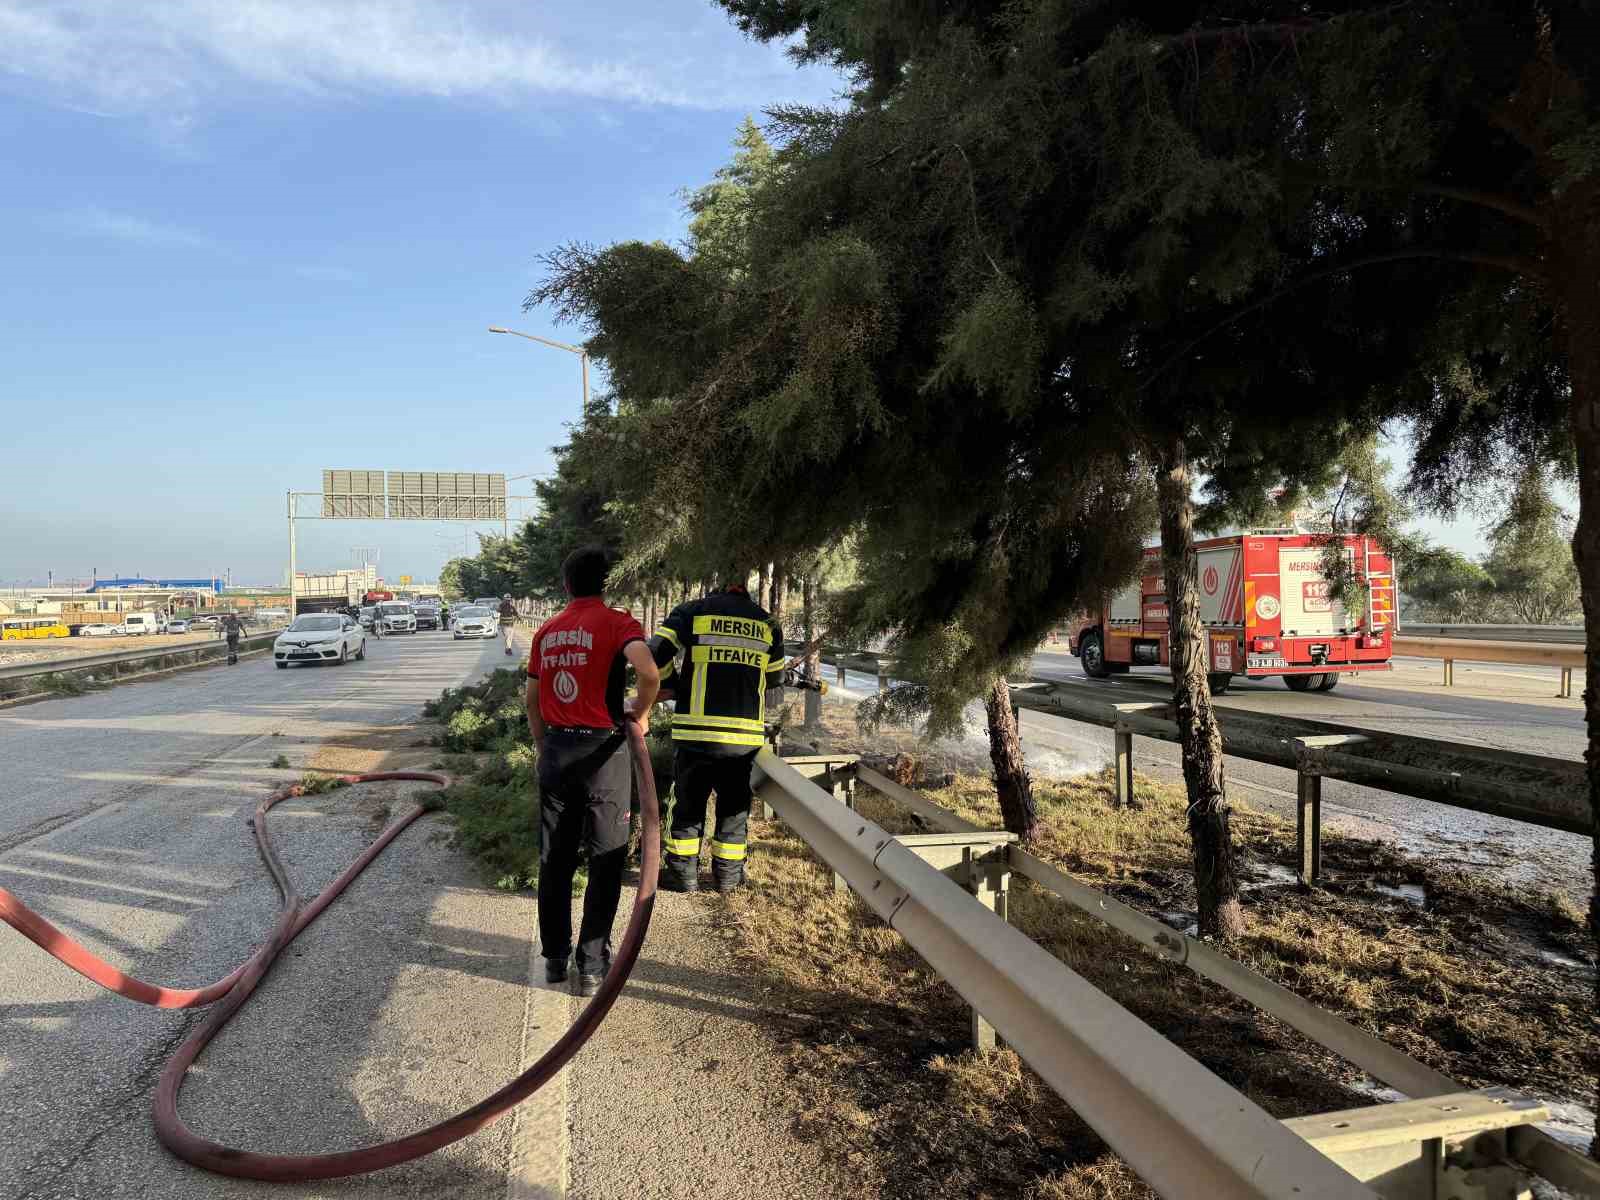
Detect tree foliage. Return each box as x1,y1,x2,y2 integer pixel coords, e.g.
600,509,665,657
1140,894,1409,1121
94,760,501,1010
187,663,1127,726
522,0,1600,946
1481,470,1582,625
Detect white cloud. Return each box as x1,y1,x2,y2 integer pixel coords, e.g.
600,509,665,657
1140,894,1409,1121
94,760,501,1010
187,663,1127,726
0,1,839,126
50,207,220,251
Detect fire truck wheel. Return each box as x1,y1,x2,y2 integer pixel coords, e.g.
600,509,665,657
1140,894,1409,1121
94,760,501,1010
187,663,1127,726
1206,673,1232,695
1284,674,1320,692
1079,632,1109,678
1315,672,1340,692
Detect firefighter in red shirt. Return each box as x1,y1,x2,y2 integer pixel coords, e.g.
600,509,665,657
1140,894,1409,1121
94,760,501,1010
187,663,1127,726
525,545,659,996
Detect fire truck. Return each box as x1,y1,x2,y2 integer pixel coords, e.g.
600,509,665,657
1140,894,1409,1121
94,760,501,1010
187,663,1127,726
1070,531,1395,694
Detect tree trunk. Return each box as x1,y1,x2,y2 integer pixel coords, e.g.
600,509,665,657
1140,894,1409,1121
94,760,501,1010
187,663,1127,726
1155,440,1245,940
758,562,772,609
1555,200,1600,1156
802,573,821,729
771,562,787,629
983,674,1038,841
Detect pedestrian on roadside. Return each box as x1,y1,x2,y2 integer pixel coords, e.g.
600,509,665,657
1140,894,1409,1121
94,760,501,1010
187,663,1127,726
500,594,519,656
222,613,243,665
526,546,660,996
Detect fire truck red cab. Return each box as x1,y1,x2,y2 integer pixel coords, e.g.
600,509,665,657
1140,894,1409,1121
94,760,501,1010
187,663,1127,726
1071,532,1395,693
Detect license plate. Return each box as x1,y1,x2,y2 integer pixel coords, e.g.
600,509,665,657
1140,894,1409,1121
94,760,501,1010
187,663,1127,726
1248,653,1287,669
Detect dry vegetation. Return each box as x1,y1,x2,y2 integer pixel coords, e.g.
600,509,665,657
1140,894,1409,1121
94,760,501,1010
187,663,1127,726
713,698,1597,1199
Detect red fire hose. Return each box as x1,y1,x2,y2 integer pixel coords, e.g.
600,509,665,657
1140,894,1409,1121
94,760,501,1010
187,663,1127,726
0,721,659,1181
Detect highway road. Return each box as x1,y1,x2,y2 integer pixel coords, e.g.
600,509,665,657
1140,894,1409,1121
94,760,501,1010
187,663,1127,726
0,630,543,1199
1025,649,1590,900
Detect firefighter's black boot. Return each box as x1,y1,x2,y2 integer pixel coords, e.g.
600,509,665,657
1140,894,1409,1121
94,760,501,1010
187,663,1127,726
660,853,699,893
710,838,747,894
544,955,569,984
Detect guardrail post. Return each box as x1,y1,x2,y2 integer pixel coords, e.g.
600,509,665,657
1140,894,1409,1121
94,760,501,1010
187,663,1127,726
1442,657,1453,687
1559,666,1573,699
836,661,846,687
827,770,851,895
1114,728,1135,809
877,661,888,694
1296,771,1322,884
962,845,1011,1053
1109,703,1168,809
1291,735,1370,885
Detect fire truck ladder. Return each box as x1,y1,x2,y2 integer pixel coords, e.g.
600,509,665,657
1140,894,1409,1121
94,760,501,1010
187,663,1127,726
1363,541,1394,633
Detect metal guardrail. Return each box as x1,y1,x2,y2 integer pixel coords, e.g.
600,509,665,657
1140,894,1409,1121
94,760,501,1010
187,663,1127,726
833,759,1600,1199
822,650,1589,842
752,752,1380,1199
1390,634,1583,697
1008,681,1589,837
0,630,282,699
755,751,1577,1198
1398,623,1582,645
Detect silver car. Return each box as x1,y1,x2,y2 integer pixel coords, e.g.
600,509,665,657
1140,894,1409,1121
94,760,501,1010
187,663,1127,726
452,605,498,640
376,602,417,634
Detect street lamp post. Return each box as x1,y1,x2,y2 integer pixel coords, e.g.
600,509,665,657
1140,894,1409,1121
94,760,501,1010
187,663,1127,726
487,326,590,411
502,471,548,538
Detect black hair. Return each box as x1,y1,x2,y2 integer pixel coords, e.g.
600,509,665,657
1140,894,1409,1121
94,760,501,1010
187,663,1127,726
562,544,611,598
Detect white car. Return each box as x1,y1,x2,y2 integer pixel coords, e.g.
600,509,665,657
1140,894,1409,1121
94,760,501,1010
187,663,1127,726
274,615,366,668
167,620,190,634
79,623,120,637
452,605,498,640
375,602,417,634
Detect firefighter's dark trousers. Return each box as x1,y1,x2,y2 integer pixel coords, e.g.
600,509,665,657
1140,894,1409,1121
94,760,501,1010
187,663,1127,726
665,746,757,888
538,728,629,974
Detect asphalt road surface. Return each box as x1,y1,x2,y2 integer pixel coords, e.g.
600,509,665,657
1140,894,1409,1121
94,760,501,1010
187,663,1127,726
0,629,539,1200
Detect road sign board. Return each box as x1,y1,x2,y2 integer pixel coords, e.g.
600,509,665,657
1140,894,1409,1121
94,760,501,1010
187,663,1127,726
316,470,506,520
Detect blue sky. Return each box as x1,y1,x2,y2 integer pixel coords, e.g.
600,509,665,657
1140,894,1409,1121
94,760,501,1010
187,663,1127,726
0,0,844,588
0,2,1505,592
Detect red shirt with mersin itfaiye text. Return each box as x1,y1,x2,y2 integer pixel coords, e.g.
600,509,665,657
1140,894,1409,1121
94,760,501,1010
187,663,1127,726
526,597,645,729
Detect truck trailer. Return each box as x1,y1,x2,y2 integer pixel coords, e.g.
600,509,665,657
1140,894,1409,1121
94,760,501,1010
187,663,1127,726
1070,531,1395,694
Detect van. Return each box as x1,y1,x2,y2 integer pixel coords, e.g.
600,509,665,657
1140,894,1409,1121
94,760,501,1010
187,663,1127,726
121,612,163,636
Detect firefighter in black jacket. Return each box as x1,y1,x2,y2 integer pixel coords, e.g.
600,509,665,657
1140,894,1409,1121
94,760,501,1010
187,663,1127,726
648,581,784,893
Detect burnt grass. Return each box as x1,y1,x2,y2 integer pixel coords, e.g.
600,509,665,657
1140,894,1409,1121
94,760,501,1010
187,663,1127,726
721,702,1597,1200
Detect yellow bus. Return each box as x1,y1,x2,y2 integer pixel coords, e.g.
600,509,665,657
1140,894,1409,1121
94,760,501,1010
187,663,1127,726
0,617,70,641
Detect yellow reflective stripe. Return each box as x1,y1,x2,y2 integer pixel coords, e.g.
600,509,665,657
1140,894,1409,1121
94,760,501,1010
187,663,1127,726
664,837,701,856
671,727,765,747
690,644,768,670
654,626,681,648
690,614,772,643
673,713,764,731
710,840,747,861
688,652,708,717
658,661,675,681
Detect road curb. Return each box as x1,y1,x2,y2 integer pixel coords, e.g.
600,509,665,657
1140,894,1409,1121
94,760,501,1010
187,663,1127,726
505,939,571,1199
